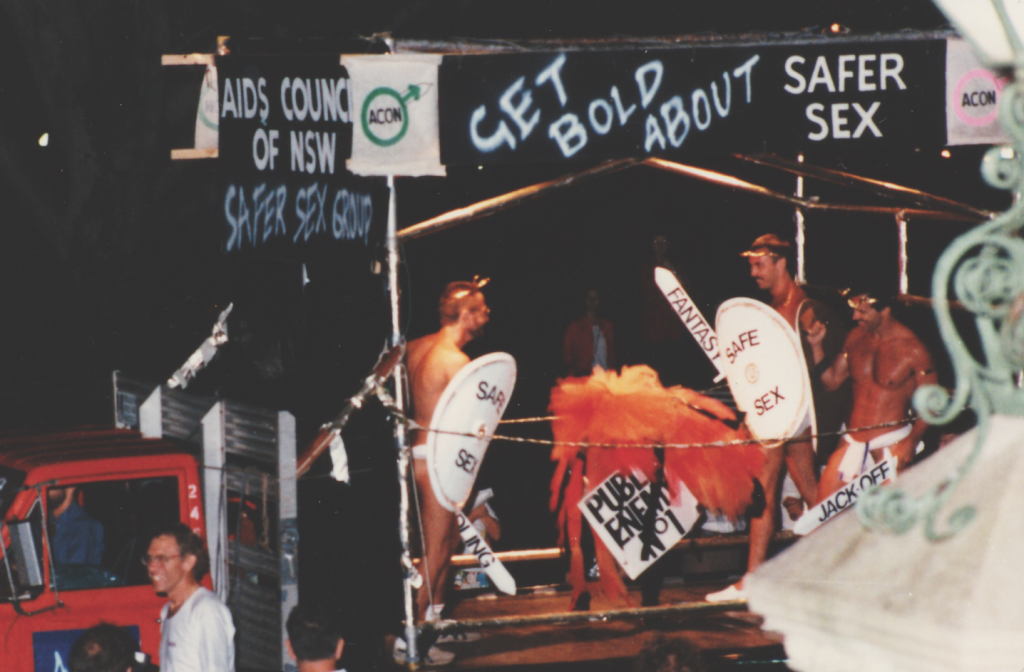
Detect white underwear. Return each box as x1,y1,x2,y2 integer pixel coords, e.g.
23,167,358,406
837,424,912,482
795,408,814,452
412,444,428,459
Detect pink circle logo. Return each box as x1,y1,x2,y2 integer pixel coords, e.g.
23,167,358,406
953,69,1008,126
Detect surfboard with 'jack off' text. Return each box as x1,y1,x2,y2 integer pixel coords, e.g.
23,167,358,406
794,454,897,535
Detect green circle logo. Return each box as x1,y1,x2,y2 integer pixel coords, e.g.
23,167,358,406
361,87,410,147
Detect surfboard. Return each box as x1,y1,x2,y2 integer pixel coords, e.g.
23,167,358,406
715,298,814,444
793,453,897,535
456,511,516,594
425,352,517,513
654,267,727,382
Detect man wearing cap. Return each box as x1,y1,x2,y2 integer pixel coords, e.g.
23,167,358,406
810,285,936,497
399,278,491,665
708,234,847,601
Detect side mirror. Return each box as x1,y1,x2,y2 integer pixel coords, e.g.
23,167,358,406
7,520,44,596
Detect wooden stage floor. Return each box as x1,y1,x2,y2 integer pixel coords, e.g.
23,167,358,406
429,579,790,671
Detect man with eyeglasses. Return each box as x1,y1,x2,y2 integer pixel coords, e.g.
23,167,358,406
145,523,234,671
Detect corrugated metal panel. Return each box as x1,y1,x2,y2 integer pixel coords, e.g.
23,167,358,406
161,389,218,444
112,372,154,431
229,540,279,578
231,580,281,670
112,372,216,444
211,401,295,672
225,468,280,502
223,400,279,464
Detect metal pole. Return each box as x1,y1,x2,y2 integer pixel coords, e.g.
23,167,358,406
423,598,745,632
397,158,639,242
387,174,419,665
795,153,806,285
897,211,909,296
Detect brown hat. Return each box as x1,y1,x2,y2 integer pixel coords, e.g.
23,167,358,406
740,233,792,259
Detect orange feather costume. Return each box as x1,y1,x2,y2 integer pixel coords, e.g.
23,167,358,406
549,365,763,607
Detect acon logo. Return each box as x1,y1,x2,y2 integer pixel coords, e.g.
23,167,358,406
360,84,424,147
954,69,1008,127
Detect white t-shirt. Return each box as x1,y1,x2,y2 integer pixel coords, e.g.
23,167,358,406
159,586,235,672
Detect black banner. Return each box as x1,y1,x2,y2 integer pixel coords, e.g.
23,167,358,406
217,54,388,265
440,40,946,165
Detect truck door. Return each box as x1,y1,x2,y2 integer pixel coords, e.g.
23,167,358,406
1,474,184,671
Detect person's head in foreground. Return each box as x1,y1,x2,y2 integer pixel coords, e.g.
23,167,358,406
286,604,345,671
69,623,140,672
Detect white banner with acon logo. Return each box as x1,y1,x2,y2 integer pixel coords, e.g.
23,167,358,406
946,37,1010,146
342,54,445,176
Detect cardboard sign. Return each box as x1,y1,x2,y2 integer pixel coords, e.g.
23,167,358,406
715,298,812,442
426,353,517,512
654,267,726,382
456,511,516,595
579,470,700,580
794,455,897,535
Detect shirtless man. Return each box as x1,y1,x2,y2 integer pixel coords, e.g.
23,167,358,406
810,287,936,498
708,234,840,601
405,280,490,627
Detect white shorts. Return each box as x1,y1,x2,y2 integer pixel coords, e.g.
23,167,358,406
795,408,813,451
837,424,915,482
412,444,428,460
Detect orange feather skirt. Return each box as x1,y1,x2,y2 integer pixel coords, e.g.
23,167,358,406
548,365,763,607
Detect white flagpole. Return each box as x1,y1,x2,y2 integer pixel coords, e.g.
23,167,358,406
387,173,419,664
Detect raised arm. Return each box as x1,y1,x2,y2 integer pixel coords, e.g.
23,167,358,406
819,331,855,392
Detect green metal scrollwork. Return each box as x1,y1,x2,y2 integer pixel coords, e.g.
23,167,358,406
858,54,1024,540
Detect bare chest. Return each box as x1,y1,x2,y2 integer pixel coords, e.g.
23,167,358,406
849,339,914,390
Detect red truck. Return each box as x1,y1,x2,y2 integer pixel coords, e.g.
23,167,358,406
0,427,208,670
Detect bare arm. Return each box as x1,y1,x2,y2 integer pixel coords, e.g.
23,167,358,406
891,342,938,470
820,339,851,392
409,343,471,443
805,321,827,365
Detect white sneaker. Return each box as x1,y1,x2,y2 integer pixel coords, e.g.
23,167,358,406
436,630,482,644
705,583,746,603
393,638,456,666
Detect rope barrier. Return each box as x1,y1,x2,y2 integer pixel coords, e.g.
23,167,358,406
412,417,915,450
499,415,558,424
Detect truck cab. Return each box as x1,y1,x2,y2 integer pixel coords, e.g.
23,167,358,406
0,427,206,670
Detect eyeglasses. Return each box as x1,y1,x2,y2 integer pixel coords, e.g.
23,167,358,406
141,554,180,567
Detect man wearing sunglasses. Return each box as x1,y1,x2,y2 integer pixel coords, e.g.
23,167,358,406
145,523,235,671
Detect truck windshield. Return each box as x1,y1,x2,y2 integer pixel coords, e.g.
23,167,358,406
46,476,180,591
